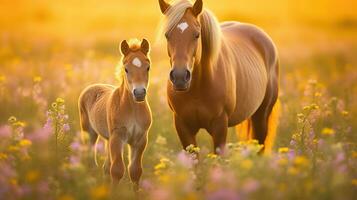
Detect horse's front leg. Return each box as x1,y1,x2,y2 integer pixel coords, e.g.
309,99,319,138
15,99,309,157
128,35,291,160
207,114,228,155
174,115,199,150
109,130,125,184
128,135,147,186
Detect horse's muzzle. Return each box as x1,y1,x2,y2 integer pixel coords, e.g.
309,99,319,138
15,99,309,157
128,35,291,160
169,68,191,91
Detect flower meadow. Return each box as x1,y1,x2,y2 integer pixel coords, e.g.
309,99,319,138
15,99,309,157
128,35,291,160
1,0,357,200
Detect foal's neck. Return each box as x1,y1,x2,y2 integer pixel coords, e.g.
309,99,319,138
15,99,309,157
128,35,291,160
118,82,145,110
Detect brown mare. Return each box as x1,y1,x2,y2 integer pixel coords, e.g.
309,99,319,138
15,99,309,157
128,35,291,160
78,39,152,184
158,0,280,154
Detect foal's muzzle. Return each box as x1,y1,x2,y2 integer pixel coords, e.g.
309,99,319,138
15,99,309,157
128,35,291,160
133,87,146,102
169,68,191,91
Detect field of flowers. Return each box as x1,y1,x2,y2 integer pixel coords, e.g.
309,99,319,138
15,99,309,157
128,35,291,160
1,0,357,199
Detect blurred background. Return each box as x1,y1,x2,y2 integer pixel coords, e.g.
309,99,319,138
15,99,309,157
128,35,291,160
1,0,356,148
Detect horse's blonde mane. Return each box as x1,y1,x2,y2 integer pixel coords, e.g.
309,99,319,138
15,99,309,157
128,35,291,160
157,0,222,66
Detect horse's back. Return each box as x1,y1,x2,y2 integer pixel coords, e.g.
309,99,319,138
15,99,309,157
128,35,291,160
219,22,278,125
221,22,278,71
79,84,115,138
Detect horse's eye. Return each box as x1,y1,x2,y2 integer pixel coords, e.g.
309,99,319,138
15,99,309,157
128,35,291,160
125,68,128,73
147,66,150,71
195,33,200,39
165,32,169,39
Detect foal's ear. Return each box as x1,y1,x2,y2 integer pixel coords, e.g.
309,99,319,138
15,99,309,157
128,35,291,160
120,40,130,56
192,0,203,16
158,0,170,14
140,39,150,55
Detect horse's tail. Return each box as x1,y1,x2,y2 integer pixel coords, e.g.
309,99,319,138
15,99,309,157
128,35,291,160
264,99,281,154
236,119,254,141
94,136,100,166
236,99,281,153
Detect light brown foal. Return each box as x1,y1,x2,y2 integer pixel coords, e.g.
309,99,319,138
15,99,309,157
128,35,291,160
158,0,280,154
78,39,152,184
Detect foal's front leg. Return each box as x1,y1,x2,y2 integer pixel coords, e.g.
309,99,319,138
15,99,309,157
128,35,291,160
109,131,124,184
207,115,228,155
128,135,147,185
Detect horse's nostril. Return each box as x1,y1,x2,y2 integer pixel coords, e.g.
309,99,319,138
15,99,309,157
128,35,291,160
170,70,176,83
185,70,191,82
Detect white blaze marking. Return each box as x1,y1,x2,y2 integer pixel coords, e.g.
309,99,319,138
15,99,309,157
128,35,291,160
177,22,189,33
132,57,142,68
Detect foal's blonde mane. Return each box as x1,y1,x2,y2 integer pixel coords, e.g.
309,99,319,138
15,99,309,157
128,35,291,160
157,0,222,66
115,39,144,86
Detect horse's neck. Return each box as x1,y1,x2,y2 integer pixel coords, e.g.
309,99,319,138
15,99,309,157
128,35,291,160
191,62,212,91
191,53,216,91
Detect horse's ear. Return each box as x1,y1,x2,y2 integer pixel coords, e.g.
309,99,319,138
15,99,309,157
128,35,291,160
140,38,150,55
192,0,203,16
120,40,130,56
158,0,170,14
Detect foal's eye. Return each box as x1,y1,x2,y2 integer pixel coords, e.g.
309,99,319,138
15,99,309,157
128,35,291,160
147,66,150,71
165,32,169,39
125,68,128,73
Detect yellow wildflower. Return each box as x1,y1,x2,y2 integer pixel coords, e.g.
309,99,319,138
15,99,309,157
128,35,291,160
310,104,319,110
313,139,318,145
0,153,8,160
25,170,40,183
33,76,42,83
303,105,311,111
278,147,289,153
52,102,58,108
297,113,304,119
8,116,17,123
90,184,109,200
8,145,20,152
341,110,349,116
154,162,167,171
352,179,357,186
241,159,253,170
294,156,309,167
19,139,32,147
248,140,259,145
314,92,322,97
9,178,17,186
352,151,357,158
186,144,200,153
56,97,65,104
207,153,218,159
321,128,335,135
57,195,75,200
13,121,26,127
